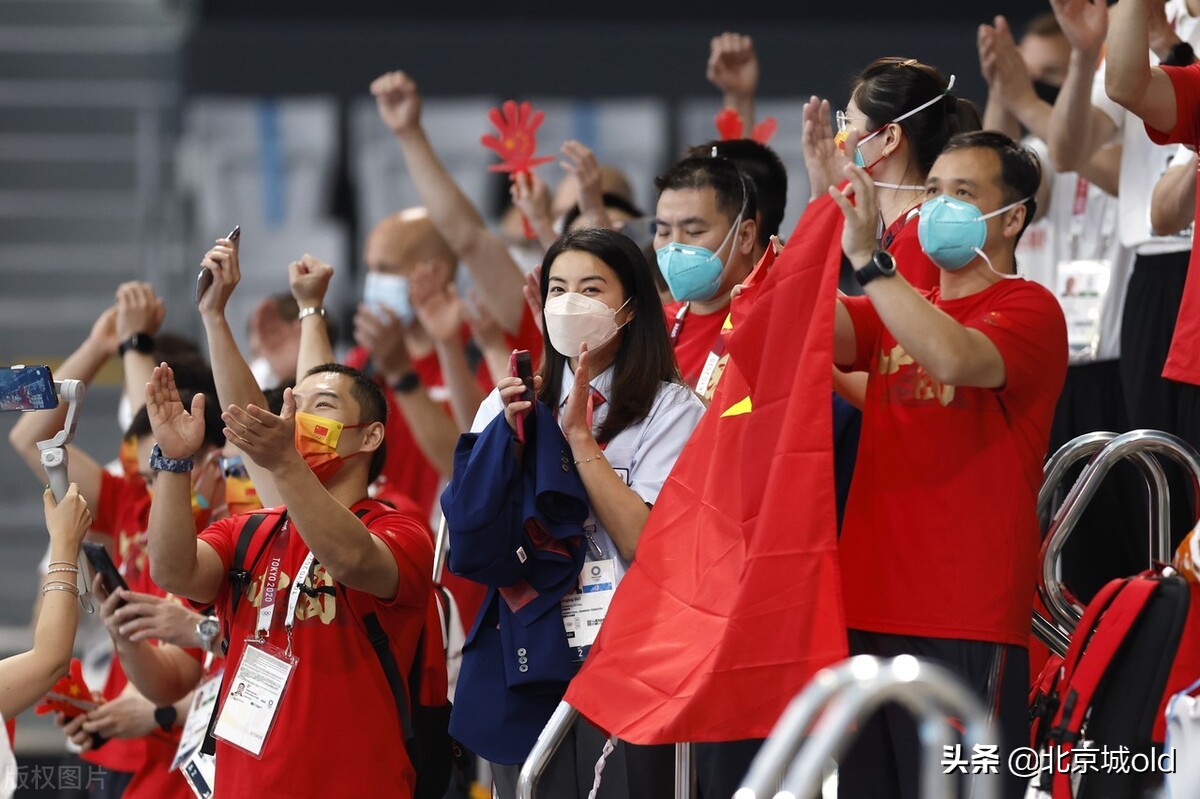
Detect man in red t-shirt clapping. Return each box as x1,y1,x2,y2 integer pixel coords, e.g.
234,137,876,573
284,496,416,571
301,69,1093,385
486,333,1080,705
830,130,1067,799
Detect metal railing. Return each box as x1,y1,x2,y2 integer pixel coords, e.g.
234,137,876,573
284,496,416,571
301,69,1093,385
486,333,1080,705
1033,431,1172,655
1036,430,1200,651
735,656,999,799
515,701,696,799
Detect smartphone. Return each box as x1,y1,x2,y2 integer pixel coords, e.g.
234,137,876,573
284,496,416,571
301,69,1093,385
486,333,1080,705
0,365,57,412
508,349,535,443
82,542,128,601
196,225,241,305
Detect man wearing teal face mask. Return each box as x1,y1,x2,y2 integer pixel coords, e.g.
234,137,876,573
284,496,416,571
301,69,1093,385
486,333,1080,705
652,156,758,389
829,130,1068,799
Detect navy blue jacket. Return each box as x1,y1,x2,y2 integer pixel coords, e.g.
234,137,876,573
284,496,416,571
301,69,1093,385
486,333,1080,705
441,401,589,764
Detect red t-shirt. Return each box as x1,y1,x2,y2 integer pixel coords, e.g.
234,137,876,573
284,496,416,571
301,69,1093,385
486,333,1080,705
885,209,941,291
839,279,1067,646
346,308,543,515
196,500,433,797
86,472,194,799
663,300,729,389
1145,62,1200,385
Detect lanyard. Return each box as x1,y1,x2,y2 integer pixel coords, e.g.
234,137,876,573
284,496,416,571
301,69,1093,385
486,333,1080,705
881,205,921,250
695,318,732,398
1067,176,1117,261
668,302,689,346
253,522,315,650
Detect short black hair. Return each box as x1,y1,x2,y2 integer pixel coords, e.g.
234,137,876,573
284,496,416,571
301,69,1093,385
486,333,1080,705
686,139,787,246
654,155,758,225
303,363,388,483
151,332,215,396
942,130,1043,241
262,385,291,415
125,407,153,441
561,193,646,231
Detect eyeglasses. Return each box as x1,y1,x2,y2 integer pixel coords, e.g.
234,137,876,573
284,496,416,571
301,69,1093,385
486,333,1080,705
835,110,870,134
221,456,248,480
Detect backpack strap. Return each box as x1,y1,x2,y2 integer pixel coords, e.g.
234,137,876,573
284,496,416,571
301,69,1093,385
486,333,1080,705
363,608,416,742
200,511,286,757
1049,576,1160,797
352,504,419,741
1030,575,1132,752
1057,574,1133,680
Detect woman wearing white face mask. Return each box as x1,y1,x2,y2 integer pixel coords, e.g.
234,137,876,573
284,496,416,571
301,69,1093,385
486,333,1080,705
467,228,706,799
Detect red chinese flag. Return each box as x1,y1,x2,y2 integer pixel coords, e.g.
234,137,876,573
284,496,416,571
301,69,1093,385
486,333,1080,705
564,194,849,743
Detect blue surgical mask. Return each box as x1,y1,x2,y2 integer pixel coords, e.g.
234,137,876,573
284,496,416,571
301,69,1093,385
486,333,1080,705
918,194,1030,272
363,271,415,325
656,209,745,302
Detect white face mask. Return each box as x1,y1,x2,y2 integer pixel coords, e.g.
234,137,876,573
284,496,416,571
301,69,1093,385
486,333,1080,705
117,392,134,435
543,293,631,358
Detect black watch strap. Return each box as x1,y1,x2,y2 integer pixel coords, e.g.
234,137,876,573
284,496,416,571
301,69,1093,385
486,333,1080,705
854,250,897,288
391,371,421,394
154,705,177,733
117,333,155,358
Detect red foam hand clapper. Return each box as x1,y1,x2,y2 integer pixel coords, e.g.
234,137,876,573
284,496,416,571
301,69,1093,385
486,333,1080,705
713,107,778,145
480,100,555,174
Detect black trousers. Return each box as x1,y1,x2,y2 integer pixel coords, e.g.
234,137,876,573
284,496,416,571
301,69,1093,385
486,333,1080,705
837,630,1029,799
490,717,673,799
1119,250,1188,433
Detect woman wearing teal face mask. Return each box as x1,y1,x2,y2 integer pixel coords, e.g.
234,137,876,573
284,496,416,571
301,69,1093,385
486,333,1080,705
803,56,982,292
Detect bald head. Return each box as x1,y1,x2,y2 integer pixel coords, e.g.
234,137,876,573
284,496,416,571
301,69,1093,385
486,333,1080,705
551,165,635,218
364,208,456,277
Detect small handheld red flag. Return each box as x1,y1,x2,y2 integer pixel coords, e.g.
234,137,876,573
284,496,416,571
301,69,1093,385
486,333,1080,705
35,658,96,718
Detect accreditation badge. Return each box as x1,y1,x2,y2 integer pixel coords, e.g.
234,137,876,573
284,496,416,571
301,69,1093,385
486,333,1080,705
1055,259,1112,363
212,640,297,758
561,557,616,663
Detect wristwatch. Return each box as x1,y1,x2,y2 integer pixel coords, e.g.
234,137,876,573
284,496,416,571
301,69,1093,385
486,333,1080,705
391,371,421,395
153,705,177,733
117,333,155,358
196,616,220,650
149,444,193,474
854,249,898,287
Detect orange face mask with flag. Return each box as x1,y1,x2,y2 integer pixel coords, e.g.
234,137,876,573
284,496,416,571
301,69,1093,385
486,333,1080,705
119,437,140,480
222,455,263,515
294,411,368,483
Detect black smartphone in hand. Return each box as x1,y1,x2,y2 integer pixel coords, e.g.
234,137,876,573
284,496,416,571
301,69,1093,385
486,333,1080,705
82,542,128,604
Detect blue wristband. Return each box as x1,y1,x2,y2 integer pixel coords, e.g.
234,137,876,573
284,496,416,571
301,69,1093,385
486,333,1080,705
149,444,194,474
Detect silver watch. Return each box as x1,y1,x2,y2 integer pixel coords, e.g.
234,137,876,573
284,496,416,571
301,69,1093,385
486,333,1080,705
195,616,220,649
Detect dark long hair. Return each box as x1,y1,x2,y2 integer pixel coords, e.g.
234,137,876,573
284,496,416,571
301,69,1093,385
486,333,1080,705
852,56,982,175
537,228,681,445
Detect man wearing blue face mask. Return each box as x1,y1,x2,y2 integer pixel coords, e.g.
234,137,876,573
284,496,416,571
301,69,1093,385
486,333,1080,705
652,156,759,390
829,130,1068,799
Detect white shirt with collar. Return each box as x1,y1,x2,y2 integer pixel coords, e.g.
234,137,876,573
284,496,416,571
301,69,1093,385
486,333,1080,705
471,364,706,582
